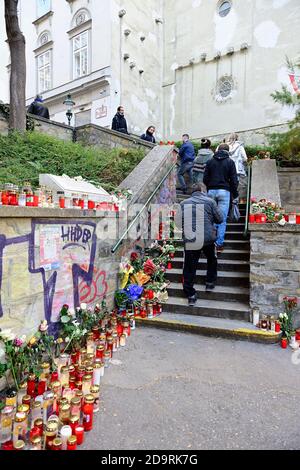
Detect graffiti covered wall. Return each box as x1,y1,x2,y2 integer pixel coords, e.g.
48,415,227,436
0,214,119,338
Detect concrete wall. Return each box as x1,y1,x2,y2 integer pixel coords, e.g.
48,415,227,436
278,168,300,213
249,225,300,324
206,122,290,146
75,123,155,151
0,145,177,341
163,0,300,140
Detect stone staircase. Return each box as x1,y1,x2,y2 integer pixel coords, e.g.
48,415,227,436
137,190,280,344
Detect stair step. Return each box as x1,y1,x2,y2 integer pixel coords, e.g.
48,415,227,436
175,239,249,250
226,224,245,232
165,296,250,321
175,248,249,261
166,269,249,287
136,313,280,344
171,258,250,272
168,282,250,302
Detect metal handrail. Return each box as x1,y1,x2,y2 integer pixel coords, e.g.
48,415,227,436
111,163,177,254
243,164,252,238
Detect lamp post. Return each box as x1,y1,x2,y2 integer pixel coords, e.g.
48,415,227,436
63,93,75,126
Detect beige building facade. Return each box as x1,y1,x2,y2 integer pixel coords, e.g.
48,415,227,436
0,0,299,141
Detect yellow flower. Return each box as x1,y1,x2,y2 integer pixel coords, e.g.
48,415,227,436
29,336,37,346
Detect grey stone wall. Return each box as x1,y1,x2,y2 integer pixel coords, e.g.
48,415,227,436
75,124,155,152
250,225,300,325
278,168,300,213
205,123,289,146
29,114,73,141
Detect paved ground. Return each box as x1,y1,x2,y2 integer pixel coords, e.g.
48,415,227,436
82,327,300,450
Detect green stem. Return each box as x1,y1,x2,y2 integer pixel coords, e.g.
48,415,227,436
8,351,19,391
62,331,76,355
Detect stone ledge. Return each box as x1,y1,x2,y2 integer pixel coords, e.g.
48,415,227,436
0,206,121,219
249,224,300,233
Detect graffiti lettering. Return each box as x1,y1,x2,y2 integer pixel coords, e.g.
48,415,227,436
61,225,92,246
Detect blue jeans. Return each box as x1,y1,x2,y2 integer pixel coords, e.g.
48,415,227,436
177,162,194,191
208,189,231,247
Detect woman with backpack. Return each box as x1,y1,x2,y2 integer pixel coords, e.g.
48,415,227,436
227,133,248,200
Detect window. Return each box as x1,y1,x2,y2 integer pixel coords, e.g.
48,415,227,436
218,1,232,17
73,31,89,79
37,0,51,18
217,76,234,98
37,50,51,93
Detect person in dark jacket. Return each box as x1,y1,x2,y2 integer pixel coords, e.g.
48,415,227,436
27,95,50,119
181,182,224,306
193,138,214,184
203,143,239,253
111,106,129,134
177,134,195,194
140,126,156,143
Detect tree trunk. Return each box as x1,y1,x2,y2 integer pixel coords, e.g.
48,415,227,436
4,0,26,131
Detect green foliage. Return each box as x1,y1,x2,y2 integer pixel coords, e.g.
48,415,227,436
269,127,300,163
0,131,146,191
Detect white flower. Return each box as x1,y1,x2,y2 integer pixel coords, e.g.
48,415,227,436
76,307,81,312
0,329,16,342
68,308,75,317
72,320,80,327
279,313,283,319
95,304,100,309
65,337,70,343
80,303,87,311
82,329,87,335
278,218,286,227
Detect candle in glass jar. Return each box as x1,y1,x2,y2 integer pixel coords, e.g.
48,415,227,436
0,406,14,444
27,375,37,397
30,436,42,451
60,366,70,388
67,435,77,451
75,426,84,446
79,348,87,365
5,389,17,409
90,385,100,413
82,395,94,432
32,400,42,423
52,438,63,451
96,345,105,360
17,382,27,406
43,391,54,424
120,334,126,347
1,440,14,451
252,308,260,326
69,415,80,435
70,397,81,420
59,404,71,425
13,412,27,446
104,351,111,368
60,425,72,450
93,363,101,387
86,332,95,355
82,375,93,396
13,440,25,451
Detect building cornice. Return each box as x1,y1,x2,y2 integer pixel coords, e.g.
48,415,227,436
32,11,54,26
33,41,54,55
67,19,92,39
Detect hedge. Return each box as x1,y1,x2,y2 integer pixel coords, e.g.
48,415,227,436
0,131,146,192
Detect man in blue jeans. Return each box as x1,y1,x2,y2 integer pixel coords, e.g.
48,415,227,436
177,134,195,194
203,144,239,253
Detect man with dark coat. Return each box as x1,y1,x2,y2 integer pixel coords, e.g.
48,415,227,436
203,144,239,253
27,95,50,119
111,106,129,134
181,182,224,306
177,134,195,194
140,126,156,143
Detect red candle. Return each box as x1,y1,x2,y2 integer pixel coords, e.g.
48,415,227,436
2,440,14,451
249,214,255,224
59,197,65,209
284,214,289,222
82,396,94,432
170,253,175,259
88,200,95,210
33,195,39,207
281,337,288,349
255,214,262,223
167,262,172,270
67,436,77,451
27,375,36,397
51,371,59,382
75,426,84,446
260,215,267,224
275,321,281,333
96,345,104,360
296,329,300,341
297,214,300,225
140,309,147,319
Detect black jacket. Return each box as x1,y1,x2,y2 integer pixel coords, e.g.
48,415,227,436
140,132,156,144
27,101,50,119
203,150,239,199
112,113,128,134
181,192,224,248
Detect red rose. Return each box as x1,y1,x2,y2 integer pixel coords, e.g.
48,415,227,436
130,252,139,262
143,259,157,276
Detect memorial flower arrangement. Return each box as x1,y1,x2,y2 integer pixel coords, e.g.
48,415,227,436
115,241,176,312
250,198,286,224
279,296,298,340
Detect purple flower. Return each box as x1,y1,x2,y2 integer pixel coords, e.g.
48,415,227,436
14,337,24,347
126,285,144,301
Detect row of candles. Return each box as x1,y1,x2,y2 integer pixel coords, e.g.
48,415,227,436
0,182,119,212
249,213,300,224
0,303,163,451
252,309,300,349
